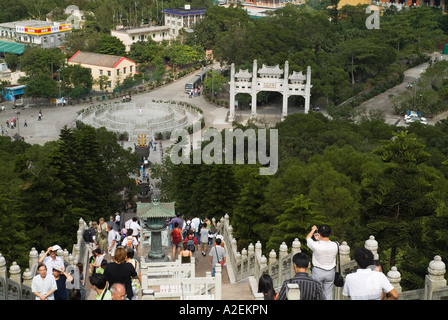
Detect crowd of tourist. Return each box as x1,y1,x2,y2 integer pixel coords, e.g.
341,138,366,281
31,210,226,300
257,224,399,301
32,217,396,301
167,212,226,276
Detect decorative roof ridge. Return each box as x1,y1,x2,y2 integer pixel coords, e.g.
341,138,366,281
235,69,252,78
258,64,283,75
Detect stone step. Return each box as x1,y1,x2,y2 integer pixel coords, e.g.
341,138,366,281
221,281,253,300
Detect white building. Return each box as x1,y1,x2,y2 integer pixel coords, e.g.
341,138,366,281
111,25,172,52
162,5,206,38
0,20,71,49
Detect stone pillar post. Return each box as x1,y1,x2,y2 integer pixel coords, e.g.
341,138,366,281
240,249,246,280
282,61,289,119
0,253,7,280
255,241,263,279
278,242,288,285
255,241,262,257
229,63,236,122
231,236,236,253
29,247,39,269
260,255,267,274
339,241,351,266
23,268,33,287
286,283,301,300
365,235,379,260
268,249,277,275
251,60,258,117
304,66,312,113
425,255,446,300
248,243,254,277
214,264,222,300
387,266,402,293
9,262,21,284
291,238,301,278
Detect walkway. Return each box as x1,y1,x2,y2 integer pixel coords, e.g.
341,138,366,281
83,239,254,300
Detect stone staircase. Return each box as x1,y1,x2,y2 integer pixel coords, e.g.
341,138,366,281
84,240,254,300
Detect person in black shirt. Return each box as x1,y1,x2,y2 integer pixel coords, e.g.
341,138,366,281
277,253,324,300
53,267,73,300
103,247,139,299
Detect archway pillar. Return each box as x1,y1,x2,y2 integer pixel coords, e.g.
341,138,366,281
251,60,258,117
304,66,312,114
229,63,236,122
282,61,289,119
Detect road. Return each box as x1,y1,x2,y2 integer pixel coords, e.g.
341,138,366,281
356,52,447,126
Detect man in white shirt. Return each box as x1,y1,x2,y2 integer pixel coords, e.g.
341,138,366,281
129,217,141,239
38,245,65,274
306,225,338,300
343,247,398,300
106,223,118,261
32,263,58,300
191,214,201,244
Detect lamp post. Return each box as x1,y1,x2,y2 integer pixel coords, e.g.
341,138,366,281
211,67,214,97
15,111,20,136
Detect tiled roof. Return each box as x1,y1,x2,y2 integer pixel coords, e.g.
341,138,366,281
137,200,176,219
68,51,134,68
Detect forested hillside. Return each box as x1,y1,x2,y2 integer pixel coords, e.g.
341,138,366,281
0,126,138,269
152,114,448,290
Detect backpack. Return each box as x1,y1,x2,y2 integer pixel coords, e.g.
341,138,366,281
186,236,195,252
183,222,192,238
172,228,182,244
83,227,95,243
125,236,135,249
209,224,217,235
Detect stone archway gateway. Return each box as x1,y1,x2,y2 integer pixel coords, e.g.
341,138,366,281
228,60,312,121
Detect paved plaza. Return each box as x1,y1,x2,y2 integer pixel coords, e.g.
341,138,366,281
0,65,232,146
2,56,444,148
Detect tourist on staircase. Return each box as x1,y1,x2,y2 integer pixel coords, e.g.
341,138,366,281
342,248,399,300
103,247,140,300
38,245,65,274
277,253,324,300
257,274,278,300
169,222,183,261
126,248,141,300
97,218,108,253
306,225,338,300
32,263,57,300
209,238,226,277
89,273,111,300
180,242,193,264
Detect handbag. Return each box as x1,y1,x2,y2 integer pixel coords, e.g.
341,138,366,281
334,242,344,287
215,246,224,267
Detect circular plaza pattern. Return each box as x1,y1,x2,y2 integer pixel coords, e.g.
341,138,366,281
76,100,203,141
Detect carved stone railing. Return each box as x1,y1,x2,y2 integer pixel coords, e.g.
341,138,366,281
217,213,448,300
0,218,92,300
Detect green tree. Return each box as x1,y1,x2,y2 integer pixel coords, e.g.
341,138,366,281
19,47,65,77
95,34,126,56
360,131,441,267
60,64,93,98
267,194,326,253
19,72,58,99
230,165,271,250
